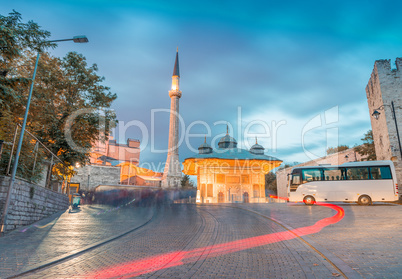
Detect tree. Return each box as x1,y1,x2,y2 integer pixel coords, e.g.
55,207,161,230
1,10,54,131
355,130,376,161
264,163,293,195
265,172,277,195
181,175,195,189
326,145,349,155
0,11,117,182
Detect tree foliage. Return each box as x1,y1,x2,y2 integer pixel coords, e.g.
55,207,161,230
0,11,117,182
264,163,294,195
181,175,195,189
265,172,277,195
354,130,376,161
326,145,349,155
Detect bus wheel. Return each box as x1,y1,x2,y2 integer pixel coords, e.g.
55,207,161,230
358,195,372,206
303,196,315,205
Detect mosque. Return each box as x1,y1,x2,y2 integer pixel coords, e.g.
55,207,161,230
182,128,282,203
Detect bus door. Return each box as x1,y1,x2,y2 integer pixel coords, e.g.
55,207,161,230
288,170,301,193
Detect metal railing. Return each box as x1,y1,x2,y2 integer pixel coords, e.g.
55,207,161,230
0,124,69,193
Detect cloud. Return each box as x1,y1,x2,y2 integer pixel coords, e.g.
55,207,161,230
3,0,400,172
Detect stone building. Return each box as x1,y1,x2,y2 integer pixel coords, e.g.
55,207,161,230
70,165,121,191
118,162,163,187
90,138,140,166
183,130,282,203
366,58,402,197
276,147,366,200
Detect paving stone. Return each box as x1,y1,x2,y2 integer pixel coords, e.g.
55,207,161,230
2,202,402,278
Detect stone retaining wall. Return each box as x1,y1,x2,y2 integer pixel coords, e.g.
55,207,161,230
70,165,121,191
0,176,69,233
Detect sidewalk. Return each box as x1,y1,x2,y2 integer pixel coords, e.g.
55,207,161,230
0,203,154,278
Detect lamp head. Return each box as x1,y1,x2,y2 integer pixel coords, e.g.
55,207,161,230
73,36,89,43
372,110,381,120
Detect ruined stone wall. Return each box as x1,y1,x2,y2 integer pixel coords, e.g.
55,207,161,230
0,176,68,233
70,165,121,191
366,58,402,194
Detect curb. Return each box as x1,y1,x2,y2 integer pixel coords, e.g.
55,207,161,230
7,207,156,279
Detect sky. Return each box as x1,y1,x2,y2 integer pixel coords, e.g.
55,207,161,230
2,0,402,172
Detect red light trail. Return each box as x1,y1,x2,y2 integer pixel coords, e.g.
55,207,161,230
89,202,344,278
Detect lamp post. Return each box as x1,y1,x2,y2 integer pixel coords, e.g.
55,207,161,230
0,36,89,236
371,101,402,159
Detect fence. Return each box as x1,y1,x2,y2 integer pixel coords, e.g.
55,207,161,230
0,124,69,193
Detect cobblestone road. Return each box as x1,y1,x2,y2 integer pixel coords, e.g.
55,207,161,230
1,202,401,278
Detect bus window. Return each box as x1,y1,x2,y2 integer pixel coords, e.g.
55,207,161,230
323,168,342,181
346,167,369,180
370,166,392,179
302,169,322,183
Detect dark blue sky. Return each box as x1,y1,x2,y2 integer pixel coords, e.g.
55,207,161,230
3,1,402,170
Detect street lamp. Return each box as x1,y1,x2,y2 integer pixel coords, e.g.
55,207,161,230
0,36,89,236
372,101,402,159
372,110,381,120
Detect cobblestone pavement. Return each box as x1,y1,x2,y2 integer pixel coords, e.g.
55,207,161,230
0,203,154,278
1,202,401,278
235,202,402,279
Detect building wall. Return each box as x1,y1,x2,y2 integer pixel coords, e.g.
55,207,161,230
197,167,266,203
366,58,402,195
276,148,365,199
70,165,121,191
0,176,69,233
90,138,140,165
108,139,140,164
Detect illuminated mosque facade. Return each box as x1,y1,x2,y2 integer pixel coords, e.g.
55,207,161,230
183,129,282,203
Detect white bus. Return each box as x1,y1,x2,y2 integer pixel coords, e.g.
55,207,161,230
287,160,399,205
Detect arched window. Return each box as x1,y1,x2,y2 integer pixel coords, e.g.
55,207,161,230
243,192,249,203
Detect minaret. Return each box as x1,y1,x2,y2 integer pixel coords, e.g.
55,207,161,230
163,48,182,188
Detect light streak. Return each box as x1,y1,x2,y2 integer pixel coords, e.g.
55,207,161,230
269,194,289,201
94,198,136,216
19,220,57,233
19,198,136,233
89,202,344,278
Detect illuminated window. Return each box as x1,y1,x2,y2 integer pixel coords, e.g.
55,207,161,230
227,176,240,184
253,184,260,197
207,184,213,197
200,184,206,197
241,175,250,184
217,174,225,184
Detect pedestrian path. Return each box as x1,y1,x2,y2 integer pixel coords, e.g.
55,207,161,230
0,203,154,278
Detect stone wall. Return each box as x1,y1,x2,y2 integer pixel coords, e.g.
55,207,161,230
276,148,365,199
70,165,121,191
0,176,69,233
366,58,402,196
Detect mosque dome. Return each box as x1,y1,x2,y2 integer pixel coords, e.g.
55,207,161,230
250,138,265,155
198,137,213,154
218,127,237,149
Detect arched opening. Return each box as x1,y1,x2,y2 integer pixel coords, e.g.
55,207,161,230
243,192,249,203
218,192,224,203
